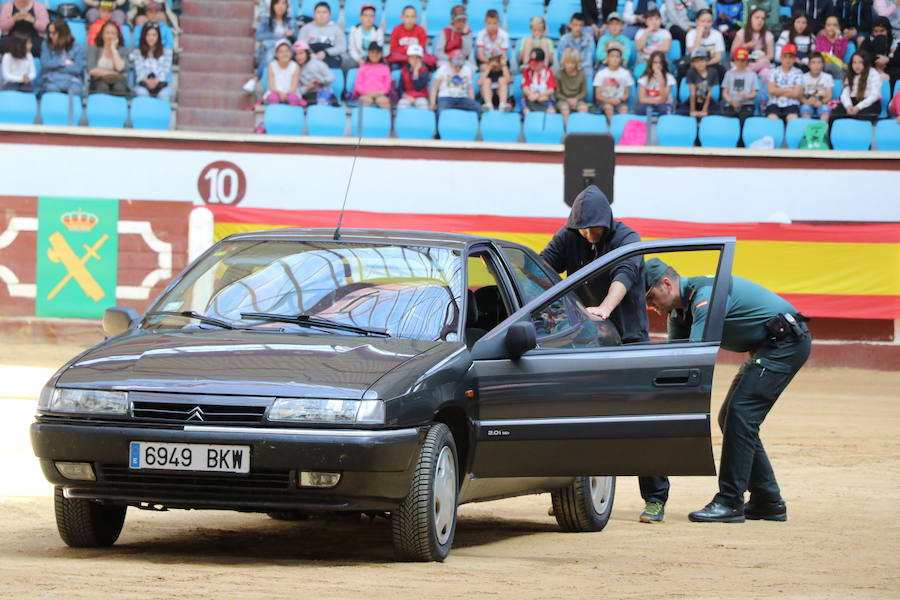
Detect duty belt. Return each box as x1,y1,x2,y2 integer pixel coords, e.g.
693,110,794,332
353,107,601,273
764,312,810,342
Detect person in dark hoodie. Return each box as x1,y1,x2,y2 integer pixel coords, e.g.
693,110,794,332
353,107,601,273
540,184,670,525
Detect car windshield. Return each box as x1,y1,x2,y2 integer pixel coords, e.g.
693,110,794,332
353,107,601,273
145,240,464,341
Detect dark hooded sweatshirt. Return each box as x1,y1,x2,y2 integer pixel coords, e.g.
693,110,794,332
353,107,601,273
540,185,649,344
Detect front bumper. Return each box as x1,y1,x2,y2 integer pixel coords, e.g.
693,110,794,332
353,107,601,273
31,420,424,512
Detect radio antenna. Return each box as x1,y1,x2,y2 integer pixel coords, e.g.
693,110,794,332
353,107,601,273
334,107,365,241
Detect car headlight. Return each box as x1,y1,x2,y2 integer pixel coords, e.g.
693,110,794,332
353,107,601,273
269,398,384,424
41,388,129,415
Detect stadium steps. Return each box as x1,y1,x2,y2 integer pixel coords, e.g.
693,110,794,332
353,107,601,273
175,0,256,132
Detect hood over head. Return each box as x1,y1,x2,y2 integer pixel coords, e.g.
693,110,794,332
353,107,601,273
566,185,614,233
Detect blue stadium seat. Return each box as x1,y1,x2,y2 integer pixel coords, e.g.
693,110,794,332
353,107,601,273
130,97,171,130
467,0,504,22
506,0,544,40
657,113,697,146
344,0,380,30
0,90,37,124
350,105,392,138
512,73,524,105
844,41,855,63
39,92,82,126
830,119,872,151
610,113,645,142
565,112,608,134
875,119,900,151
633,62,646,79
330,68,345,102
894,79,900,98
68,21,87,46
523,111,564,143
784,117,815,148
880,80,890,118
698,115,739,147
263,103,305,135
425,0,456,37
546,0,579,39
122,24,132,48
306,104,347,136
667,39,682,63
344,67,358,101
86,93,127,127
741,116,784,147
301,0,340,19
437,108,478,141
833,78,842,98
678,79,689,102
480,110,520,142
384,0,422,32
394,108,435,139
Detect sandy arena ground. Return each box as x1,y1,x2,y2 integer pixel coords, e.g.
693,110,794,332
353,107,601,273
1,343,898,599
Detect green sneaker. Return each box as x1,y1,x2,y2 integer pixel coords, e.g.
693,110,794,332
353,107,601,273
640,501,665,524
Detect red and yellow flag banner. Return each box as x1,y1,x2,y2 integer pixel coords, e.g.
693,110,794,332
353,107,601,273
210,206,900,320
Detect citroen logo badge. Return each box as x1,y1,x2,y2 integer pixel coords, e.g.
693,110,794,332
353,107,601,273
187,406,205,422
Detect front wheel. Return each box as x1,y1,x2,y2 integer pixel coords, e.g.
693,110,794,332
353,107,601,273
54,487,127,547
551,476,616,532
391,423,458,562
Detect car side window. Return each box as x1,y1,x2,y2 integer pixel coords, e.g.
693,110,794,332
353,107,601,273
466,250,512,344
530,288,622,349
501,246,557,304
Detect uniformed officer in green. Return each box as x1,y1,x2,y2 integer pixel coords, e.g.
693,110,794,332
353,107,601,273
643,258,811,523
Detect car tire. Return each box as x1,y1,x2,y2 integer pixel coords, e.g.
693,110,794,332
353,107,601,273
551,476,616,532
391,422,458,562
54,487,127,547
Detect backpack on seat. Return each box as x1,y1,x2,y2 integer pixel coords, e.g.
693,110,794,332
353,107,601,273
799,121,829,150
619,119,647,145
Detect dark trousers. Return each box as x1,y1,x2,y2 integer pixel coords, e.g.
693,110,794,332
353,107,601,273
713,332,811,508
639,475,669,504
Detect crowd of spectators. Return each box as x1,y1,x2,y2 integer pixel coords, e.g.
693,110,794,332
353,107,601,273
0,0,179,103
249,0,900,143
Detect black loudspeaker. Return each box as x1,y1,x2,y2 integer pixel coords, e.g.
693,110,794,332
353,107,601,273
563,133,615,207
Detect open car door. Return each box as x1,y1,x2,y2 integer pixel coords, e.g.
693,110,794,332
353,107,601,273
469,237,735,478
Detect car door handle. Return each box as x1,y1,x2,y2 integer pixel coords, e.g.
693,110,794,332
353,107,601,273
653,368,701,387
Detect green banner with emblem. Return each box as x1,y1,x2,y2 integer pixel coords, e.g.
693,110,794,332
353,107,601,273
36,197,119,319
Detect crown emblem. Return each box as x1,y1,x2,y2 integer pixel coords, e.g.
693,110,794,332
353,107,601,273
61,208,99,232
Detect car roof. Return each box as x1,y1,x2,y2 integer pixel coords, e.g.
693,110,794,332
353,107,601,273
225,228,516,249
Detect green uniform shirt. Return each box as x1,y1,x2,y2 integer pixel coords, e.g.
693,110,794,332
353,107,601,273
667,275,797,353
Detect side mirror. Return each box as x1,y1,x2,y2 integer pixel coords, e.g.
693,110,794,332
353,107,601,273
505,321,537,360
103,306,141,337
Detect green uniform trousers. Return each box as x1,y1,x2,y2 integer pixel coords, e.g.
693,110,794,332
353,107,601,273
714,330,812,507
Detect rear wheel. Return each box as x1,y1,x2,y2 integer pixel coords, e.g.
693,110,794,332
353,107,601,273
54,487,126,547
551,476,616,532
391,423,458,562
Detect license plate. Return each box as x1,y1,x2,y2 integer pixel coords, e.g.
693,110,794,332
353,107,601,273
129,442,250,473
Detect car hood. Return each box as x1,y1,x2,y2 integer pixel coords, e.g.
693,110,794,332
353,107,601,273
56,330,441,399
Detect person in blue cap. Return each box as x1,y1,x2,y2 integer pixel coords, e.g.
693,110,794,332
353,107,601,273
644,257,811,522
541,185,668,524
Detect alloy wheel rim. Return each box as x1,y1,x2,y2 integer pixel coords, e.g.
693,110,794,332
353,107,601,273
589,476,613,514
432,446,456,545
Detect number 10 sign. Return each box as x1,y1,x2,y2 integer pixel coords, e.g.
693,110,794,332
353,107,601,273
197,161,247,205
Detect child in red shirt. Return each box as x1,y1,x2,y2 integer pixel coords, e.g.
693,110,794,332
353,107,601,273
387,5,436,68
522,48,557,114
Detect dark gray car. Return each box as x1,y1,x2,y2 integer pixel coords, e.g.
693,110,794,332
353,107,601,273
31,229,735,561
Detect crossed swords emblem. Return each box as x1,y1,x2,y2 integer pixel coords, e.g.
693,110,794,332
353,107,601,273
46,231,109,302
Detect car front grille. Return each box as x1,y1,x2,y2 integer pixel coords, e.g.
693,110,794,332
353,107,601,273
99,465,292,491
131,399,267,425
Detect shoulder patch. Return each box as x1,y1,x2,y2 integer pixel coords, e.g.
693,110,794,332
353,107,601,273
695,300,709,309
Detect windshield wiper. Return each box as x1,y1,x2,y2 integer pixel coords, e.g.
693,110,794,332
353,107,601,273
145,310,236,330
240,312,390,337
